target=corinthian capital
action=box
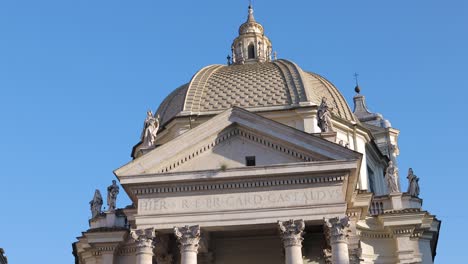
[131,228,156,249]
[278,219,305,247]
[174,225,201,253]
[324,217,349,243]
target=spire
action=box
[352,78,392,128]
[231,5,272,65]
[247,3,256,22]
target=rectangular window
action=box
[246,156,256,166]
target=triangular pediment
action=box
[114,107,361,177]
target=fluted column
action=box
[324,217,350,264]
[131,228,156,264]
[174,225,201,264]
[278,219,305,264]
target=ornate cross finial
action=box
[247,0,255,22]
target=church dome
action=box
[156,59,355,126]
[156,5,355,127]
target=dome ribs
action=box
[308,72,354,121]
[157,60,355,125]
[156,84,189,126]
[185,65,223,113]
[273,60,308,104]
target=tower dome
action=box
[231,5,272,64]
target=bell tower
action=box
[231,5,272,64]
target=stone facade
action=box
[73,5,440,264]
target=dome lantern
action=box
[231,5,272,65]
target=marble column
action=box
[174,225,201,264]
[278,219,305,264]
[324,217,350,264]
[131,228,156,264]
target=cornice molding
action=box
[133,174,344,196]
[357,230,392,239]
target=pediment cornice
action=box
[115,107,361,177]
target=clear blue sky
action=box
[0,0,466,263]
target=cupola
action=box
[231,5,272,64]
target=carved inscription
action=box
[139,186,342,215]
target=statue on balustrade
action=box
[385,161,400,193]
[407,168,420,197]
[107,180,119,212]
[317,97,334,132]
[89,189,103,218]
[141,110,160,148]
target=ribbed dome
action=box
[156,59,355,126]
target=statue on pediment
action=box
[107,180,119,212]
[317,97,334,132]
[407,168,420,197]
[141,110,160,148]
[89,189,103,218]
[385,161,400,193]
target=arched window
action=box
[248,43,255,59]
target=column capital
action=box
[324,216,350,244]
[174,225,201,253]
[278,219,305,247]
[131,228,156,250]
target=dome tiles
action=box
[156,59,356,126]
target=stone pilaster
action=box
[131,228,156,264]
[82,251,97,264]
[346,210,362,264]
[391,226,418,264]
[278,219,305,264]
[174,225,201,264]
[324,217,350,264]
[96,245,118,264]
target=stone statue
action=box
[89,189,103,218]
[317,97,334,132]
[141,110,160,148]
[407,168,420,197]
[385,161,400,193]
[107,180,119,212]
